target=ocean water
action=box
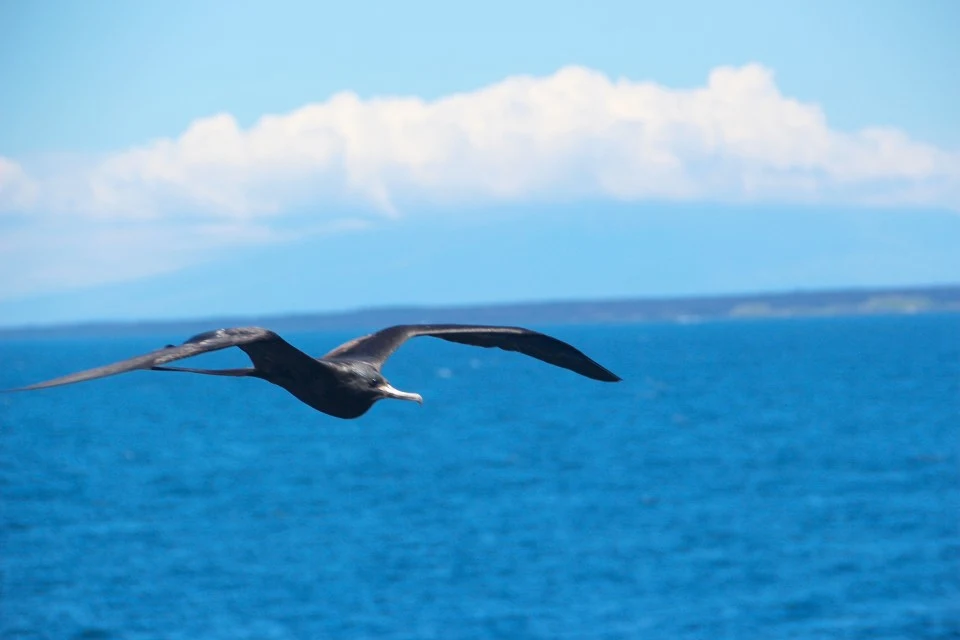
[0,315,957,639]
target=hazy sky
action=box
[1,0,958,325]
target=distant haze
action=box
[2,284,956,340]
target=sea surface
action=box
[1,315,957,639]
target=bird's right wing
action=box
[5,327,308,392]
[323,324,622,382]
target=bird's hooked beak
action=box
[379,382,423,405]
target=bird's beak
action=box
[379,383,423,405]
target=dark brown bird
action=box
[6,324,621,419]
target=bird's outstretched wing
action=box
[323,324,621,382]
[150,366,257,377]
[5,327,310,392]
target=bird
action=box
[6,324,621,419]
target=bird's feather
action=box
[323,324,621,382]
[5,327,305,392]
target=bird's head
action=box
[346,362,423,407]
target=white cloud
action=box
[1,63,958,301]
[0,157,39,212]
[7,63,960,220]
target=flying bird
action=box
[6,324,621,419]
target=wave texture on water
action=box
[1,315,958,639]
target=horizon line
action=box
[2,282,957,335]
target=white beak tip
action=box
[380,383,423,405]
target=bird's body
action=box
[6,324,621,419]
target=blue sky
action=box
[1,0,958,325]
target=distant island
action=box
[1,284,958,340]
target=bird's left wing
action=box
[5,327,287,392]
[323,324,621,382]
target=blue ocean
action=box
[1,315,957,639]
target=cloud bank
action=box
[1,63,958,299]
[4,63,958,221]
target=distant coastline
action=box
[1,284,958,340]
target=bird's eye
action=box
[368,377,381,388]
